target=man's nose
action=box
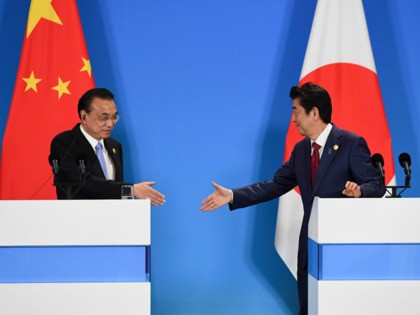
[105,120,114,127]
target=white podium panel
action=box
[308,276,420,315]
[308,198,420,315]
[0,283,150,315]
[0,200,150,245]
[0,200,151,315]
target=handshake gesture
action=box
[200,182,232,211]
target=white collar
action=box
[80,124,105,152]
[311,123,333,148]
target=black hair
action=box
[289,82,332,124]
[77,88,115,118]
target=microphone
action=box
[75,153,87,175]
[371,153,385,178]
[399,152,411,187]
[48,154,60,175]
[372,153,385,187]
[399,153,411,176]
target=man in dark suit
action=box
[200,82,385,315]
[50,88,165,205]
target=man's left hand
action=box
[342,181,362,198]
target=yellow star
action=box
[80,57,92,77]
[52,77,71,99]
[22,71,42,92]
[26,0,63,38]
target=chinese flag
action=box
[0,0,94,199]
[275,0,395,278]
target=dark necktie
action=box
[311,142,321,186]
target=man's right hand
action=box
[134,182,165,206]
[200,182,232,211]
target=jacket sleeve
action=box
[230,148,299,210]
[349,136,386,197]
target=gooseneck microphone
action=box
[384,151,412,198]
[371,153,385,188]
[48,154,60,175]
[371,153,385,177]
[399,153,411,176]
[71,153,88,194]
[75,153,87,175]
[399,152,411,187]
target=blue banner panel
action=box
[308,239,420,280]
[0,246,149,283]
[308,238,319,279]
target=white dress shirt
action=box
[311,123,333,158]
[80,125,115,180]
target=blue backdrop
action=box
[1,1,419,314]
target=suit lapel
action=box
[72,124,122,181]
[303,138,312,197]
[104,139,122,181]
[312,126,342,196]
[72,124,105,178]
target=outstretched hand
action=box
[134,181,165,206]
[201,181,232,211]
[342,181,362,198]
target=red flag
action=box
[0,0,94,199]
[275,0,395,278]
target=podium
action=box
[0,200,151,315]
[308,198,420,315]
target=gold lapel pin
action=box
[112,148,116,154]
[333,144,339,151]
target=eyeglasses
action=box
[96,114,121,124]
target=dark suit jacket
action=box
[50,124,130,199]
[230,125,385,269]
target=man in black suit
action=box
[201,83,385,315]
[50,88,165,205]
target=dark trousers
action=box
[297,265,308,315]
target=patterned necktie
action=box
[95,142,108,179]
[311,142,321,186]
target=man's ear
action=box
[312,107,320,119]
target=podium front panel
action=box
[308,198,420,315]
[0,200,151,315]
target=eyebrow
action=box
[99,111,118,116]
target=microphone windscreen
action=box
[398,152,411,167]
[48,153,60,166]
[372,153,384,166]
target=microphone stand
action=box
[53,173,74,200]
[53,172,86,200]
[70,172,86,198]
[385,175,411,198]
